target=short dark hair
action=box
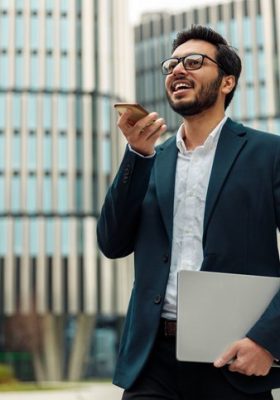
[172,25,242,110]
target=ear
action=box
[221,75,236,95]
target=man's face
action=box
[165,40,224,117]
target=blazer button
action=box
[162,254,169,263]
[154,295,162,304]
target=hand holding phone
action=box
[114,103,149,124]
[114,102,167,156]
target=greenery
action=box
[0,363,16,384]
[0,379,111,392]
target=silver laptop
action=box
[176,270,280,364]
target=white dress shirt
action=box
[161,116,228,320]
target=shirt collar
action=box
[176,116,228,155]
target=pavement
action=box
[0,383,280,399]
[0,382,123,400]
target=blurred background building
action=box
[135,0,280,134]
[0,0,134,382]
[0,0,280,385]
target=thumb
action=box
[214,343,238,368]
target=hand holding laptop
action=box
[214,337,274,376]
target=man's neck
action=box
[182,110,225,151]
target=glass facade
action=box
[135,0,280,135]
[0,0,134,384]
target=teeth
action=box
[174,82,192,91]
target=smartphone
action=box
[114,103,149,124]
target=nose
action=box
[172,60,186,75]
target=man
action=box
[97,25,280,399]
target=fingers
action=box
[117,110,167,156]
[214,343,238,368]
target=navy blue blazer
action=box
[97,118,280,393]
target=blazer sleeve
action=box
[96,146,155,259]
[246,140,280,359]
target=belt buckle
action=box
[164,320,176,337]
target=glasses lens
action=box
[183,54,203,70]
[162,58,179,75]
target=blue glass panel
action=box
[76,134,82,170]
[58,175,68,212]
[243,17,252,49]
[0,14,9,48]
[46,18,54,49]
[28,94,37,130]
[102,137,111,174]
[0,133,5,170]
[43,95,52,130]
[30,14,39,48]
[60,55,69,89]
[229,19,238,48]
[60,17,69,51]
[0,54,9,88]
[15,53,24,88]
[258,51,265,81]
[0,94,6,129]
[46,218,54,255]
[28,134,37,170]
[76,175,83,211]
[43,175,52,211]
[30,0,40,10]
[259,85,267,116]
[13,94,21,130]
[14,218,22,255]
[12,134,21,170]
[11,175,21,212]
[46,54,54,88]
[15,0,24,9]
[216,21,226,37]
[1,0,10,8]
[61,218,69,255]
[30,53,39,88]
[0,218,7,255]
[246,86,255,119]
[58,134,68,171]
[58,95,68,130]
[76,97,83,130]
[29,218,38,256]
[15,14,24,48]
[43,134,52,170]
[26,175,37,212]
[101,98,110,132]
[256,16,264,47]
[60,0,69,12]
[233,88,241,119]
[244,52,254,84]
[0,175,4,212]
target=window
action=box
[15,14,24,48]
[12,132,21,170]
[28,132,37,170]
[0,53,9,87]
[0,175,4,212]
[43,133,52,170]
[58,175,68,212]
[11,174,21,212]
[0,94,6,129]
[29,218,38,256]
[26,174,37,212]
[0,12,9,48]
[0,132,5,171]
[58,133,68,171]
[43,175,52,212]
[43,95,52,130]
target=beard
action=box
[166,74,223,117]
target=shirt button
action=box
[163,254,169,263]
[154,295,162,304]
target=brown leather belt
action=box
[159,318,177,337]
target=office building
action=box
[0,0,134,381]
[135,0,280,135]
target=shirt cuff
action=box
[128,144,156,158]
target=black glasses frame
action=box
[161,53,226,75]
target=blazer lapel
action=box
[155,137,178,242]
[203,119,248,243]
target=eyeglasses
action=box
[161,53,225,75]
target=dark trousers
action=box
[122,332,273,400]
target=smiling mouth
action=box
[172,81,194,93]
